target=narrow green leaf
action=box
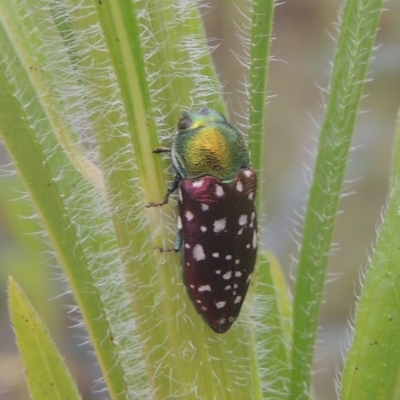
[136,0,225,126]
[91,0,163,196]
[249,0,274,214]
[8,277,82,400]
[0,34,129,399]
[289,0,384,398]
[254,252,291,399]
[341,110,400,400]
[0,0,103,190]
[268,252,293,346]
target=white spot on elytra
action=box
[244,169,252,177]
[190,285,195,289]
[201,203,209,211]
[193,244,205,261]
[185,243,190,249]
[234,284,238,289]
[200,226,207,232]
[177,216,182,229]
[192,179,204,188]
[196,299,201,304]
[178,189,183,202]
[247,273,253,283]
[215,185,224,197]
[239,214,248,226]
[229,317,235,322]
[248,192,254,201]
[237,228,244,235]
[246,243,251,249]
[225,255,232,260]
[253,231,258,249]
[215,301,226,309]
[234,296,242,304]
[198,285,211,292]
[222,271,232,280]
[213,218,226,233]
[250,211,255,226]
[215,270,221,274]
[236,180,243,192]
[235,271,242,277]
[218,318,227,325]
[235,259,240,265]
[185,211,194,221]
[201,306,207,311]
[224,285,232,291]
[212,252,219,258]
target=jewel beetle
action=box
[150,108,257,333]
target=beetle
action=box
[149,108,257,333]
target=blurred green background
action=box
[1,1,399,399]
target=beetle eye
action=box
[178,117,192,130]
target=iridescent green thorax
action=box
[171,109,250,181]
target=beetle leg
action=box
[153,147,171,154]
[174,229,183,252]
[146,177,179,207]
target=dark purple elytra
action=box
[177,167,257,333]
[149,108,258,333]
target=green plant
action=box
[1,0,398,399]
